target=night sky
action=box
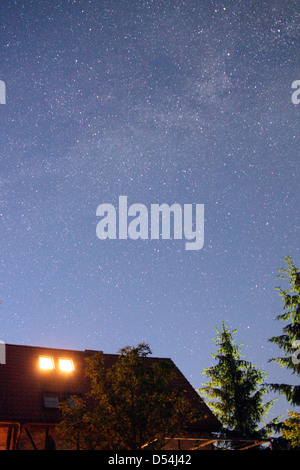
[1,1,299,425]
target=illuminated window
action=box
[58,358,74,372]
[39,356,55,370]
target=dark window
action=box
[43,393,60,409]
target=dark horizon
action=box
[0,0,299,427]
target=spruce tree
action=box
[281,411,300,448]
[268,256,300,405]
[200,323,275,440]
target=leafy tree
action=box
[268,256,300,405]
[57,343,202,450]
[281,411,300,448]
[57,395,102,450]
[200,323,275,443]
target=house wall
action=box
[0,424,215,450]
[17,426,76,450]
[0,424,77,450]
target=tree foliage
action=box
[57,343,202,450]
[200,323,275,441]
[281,411,300,448]
[268,256,300,405]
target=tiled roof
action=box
[0,344,221,432]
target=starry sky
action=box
[0,0,299,424]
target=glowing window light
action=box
[39,356,54,370]
[58,358,75,372]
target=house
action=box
[0,343,225,450]
[0,343,269,450]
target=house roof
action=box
[0,343,221,433]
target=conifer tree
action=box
[200,323,275,440]
[268,256,300,405]
[281,411,300,448]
